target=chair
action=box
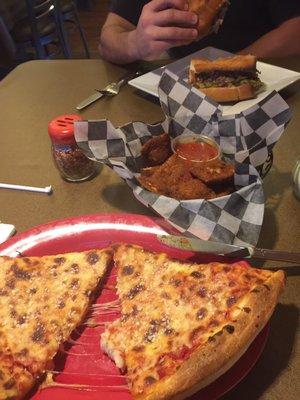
[0,16,17,79]
[55,0,90,58]
[0,16,17,67]
[10,0,70,59]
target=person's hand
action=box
[130,0,200,61]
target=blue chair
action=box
[10,0,90,60]
[56,0,90,58]
[11,0,70,59]
[0,16,17,67]
[0,16,17,79]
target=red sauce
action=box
[175,141,218,162]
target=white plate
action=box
[129,47,300,116]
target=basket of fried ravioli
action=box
[74,69,291,247]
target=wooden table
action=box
[0,58,299,399]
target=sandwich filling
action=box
[195,69,263,91]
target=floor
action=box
[68,0,110,59]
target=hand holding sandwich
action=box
[130,0,202,61]
[100,0,215,64]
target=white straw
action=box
[0,183,52,194]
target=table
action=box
[0,58,299,399]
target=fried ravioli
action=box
[138,138,235,200]
[141,133,173,167]
[190,159,234,185]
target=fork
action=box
[76,70,141,110]
[96,71,140,96]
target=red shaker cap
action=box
[48,114,82,145]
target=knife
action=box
[157,234,300,264]
[76,70,141,111]
[76,91,104,111]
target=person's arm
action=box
[99,0,200,64]
[238,16,300,59]
[99,13,147,64]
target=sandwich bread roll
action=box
[188,55,263,102]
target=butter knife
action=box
[76,91,104,111]
[76,70,141,111]
[157,234,300,264]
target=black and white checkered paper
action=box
[75,69,291,246]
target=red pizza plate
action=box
[0,213,269,400]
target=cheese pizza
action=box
[0,248,112,399]
[102,244,285,400]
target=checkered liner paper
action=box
[75,69,291,246]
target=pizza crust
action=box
[136,270,285,400]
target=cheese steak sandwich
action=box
[102,244,285,400]
[0,248,112,399]
[189,54,264,102]
[188,0,229,36]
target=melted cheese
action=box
[0,249,111,397]
[101,245,273,395]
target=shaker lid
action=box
[48,114,82,144]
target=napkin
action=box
[0,223,16,244]
[74,69,292,246]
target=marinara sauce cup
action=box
[171,134,221,163]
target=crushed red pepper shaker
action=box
[48,115,97,182]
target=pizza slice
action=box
[0,248,112,399]
[101,244,285,400]
[0,348,34,400]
